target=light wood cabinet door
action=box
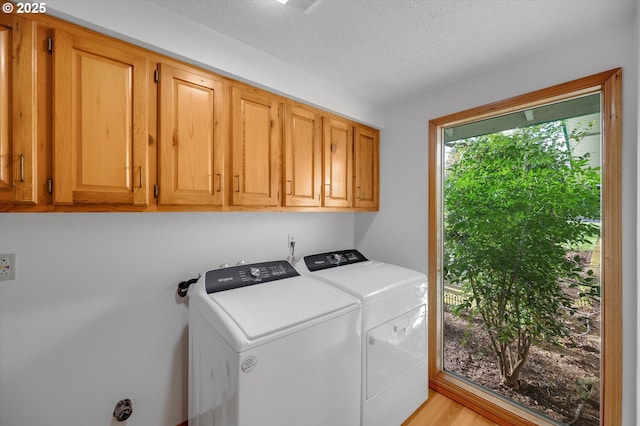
[52,29,148,205]
[231,86,281,207]
[0,16,41,205]
[158,63,226,206]
[283,103,321,207]
[354,124,379,209]
[0,20,12,202]
[323,116,353,208]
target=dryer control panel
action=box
[304,249,369,272]
[205,260,299,294]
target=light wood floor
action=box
[403,389,499,426]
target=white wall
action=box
[0,212,355,425]
[43,0,384,128]
[637,3,640,423]
[356,16,638,426]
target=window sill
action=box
[430,372,556,426]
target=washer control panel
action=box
[205,260,299,294]
[304,249,368,272]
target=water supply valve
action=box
[113,398,133,422]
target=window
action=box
[427,69,622,426]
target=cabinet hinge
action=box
[154,183,159,198]
[47,178,53,194]
[47,37,53,54]
[154,69,159,84]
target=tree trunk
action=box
[500,337,532,390]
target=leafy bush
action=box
[444,121,600,388]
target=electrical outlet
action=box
[287,235,296,264]
[0,253,15,281]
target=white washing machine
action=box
[188,259,361,426]
[298,250,428,426]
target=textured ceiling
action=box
[150,0,636,106]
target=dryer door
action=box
[366,304,427,398]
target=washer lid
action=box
[211,275,358,341]
[307,261,426,300]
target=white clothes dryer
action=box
[298,250,428,426]
[188,259,361,426]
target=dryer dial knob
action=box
[249,267,261,278]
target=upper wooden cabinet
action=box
[2,13,379,212]
[0,16,46,205]
[283,103,322,207]
[52,28,149,205]
[354,124,379,210]
[323,116,353,208]
[231,85,281,207]
[157,63,226,206]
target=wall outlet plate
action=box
[0,253,15,281]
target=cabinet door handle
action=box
[234,175,240,192]
[325,183,330,197]
[19,155,25,182]
[139,166,143,188]
[356,186,361,199]
[286,180,292,195]
[215,174,222,192]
